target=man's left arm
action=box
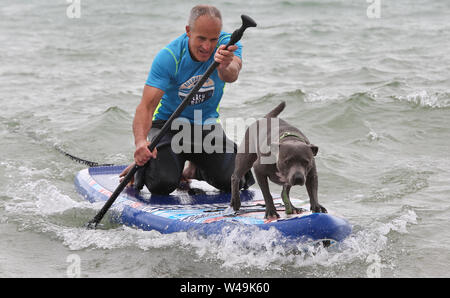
[215,44,242,83]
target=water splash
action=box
[394,90,450,108]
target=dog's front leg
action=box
[254,169,279,219]
[230,152,257,211]
[306,163,327,213]
[230,173,242,211]
[281,185,302,215]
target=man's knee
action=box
[146,178,179,195]
[135,145,183,195]
[144,163,180,195]
[212,175,232,192]
[208,170,254,192]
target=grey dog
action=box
[230,102,327,219]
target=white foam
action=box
[304,91,341,103]
[182,209,419,272]
[397,90,450,108]
[376,210,418,235]
[364,121,381,141]
[4,179,92,216]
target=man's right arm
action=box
[132,85,165,166]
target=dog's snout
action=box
[291,172,305,186]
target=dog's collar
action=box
[279,132,307,143]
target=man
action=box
[120,5,254,195]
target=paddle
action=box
[86,15,257,229]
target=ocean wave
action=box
[392,90,450,109]
[375,210,418,236]
[252,87,450,115]
[357,166,433,203]
[251,88,380,106]
[100,105,130,118]
[247,88,307,103]
[59,105,132,144]
[0,160,93,218]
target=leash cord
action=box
[55,146,114,167]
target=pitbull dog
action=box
[230,102,327,219]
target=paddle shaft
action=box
[87,15,257,228]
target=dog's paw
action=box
[265,208,280,220]
[293,207,305,214]
[284,204,306,215]
[311,204,327,213]
[230,197,241,211]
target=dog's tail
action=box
[264,101,286,118]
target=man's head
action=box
[186,5,222,62]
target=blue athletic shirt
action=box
[145,32,242,124]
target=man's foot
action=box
[178,162,197,190]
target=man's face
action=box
[186,15,222,62]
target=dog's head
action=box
[274,141,318,186]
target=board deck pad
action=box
[75,165,352,242]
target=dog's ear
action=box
[309,144,319,156]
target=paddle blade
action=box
[86,221,98,230]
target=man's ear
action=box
[309,144,319,156]
[185,25,191,37]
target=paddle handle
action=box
[87,15,257,229]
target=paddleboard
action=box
[75,165,351,243]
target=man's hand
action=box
[132,85,164,165]
[134,140,157,166]
[214,45,242,82]
[214,44,237,70]
[119,142,157,186]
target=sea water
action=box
[0,0,449,277]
